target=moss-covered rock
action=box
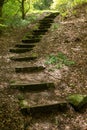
[67,94,87,110]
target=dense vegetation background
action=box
[0,0,87,29]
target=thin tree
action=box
[0,0,5,17]
[18,0,31,19]
[21,0,25,19]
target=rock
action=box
[67,94,87,110]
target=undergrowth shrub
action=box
[3,14,38,27]
[51,23,60,31]
[0,17,7,34]
[45,52,75,69]
[51,0,87,16]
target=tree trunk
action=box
[0,6,2,17]
[0,0,4,17]
[21,0,25,19]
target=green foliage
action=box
[51,0,87,12]
[2,0,41,27]
[51,23,60,31]
[1,0,87,27]
[67,94,87,108]
[17,94,24,100]
[20,100,29,109]
[3,0,20,17]
[33,0,53,10]
[0,23,6,27]
[3,13,38,27]
[45,52,75,69]
[0,23,7,33]
[50,0,87,20]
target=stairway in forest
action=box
[9,12,68,119]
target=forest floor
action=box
[0,3,87,130]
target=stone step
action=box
[22,38,40,43]
[20,100,67,114]
[10,56,37,61]
[10,82,55,92]
[9,48,32,53]
[15,44,36,48]
[15,66,45,73]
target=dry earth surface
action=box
[0,3,87,130]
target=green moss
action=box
[31,53,38,57]
[67,94,87,109]
[17,94,25,100]
[20,100,29,109]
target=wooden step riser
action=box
[38,26,51,29]
[45,15,58,17]
[9,48,32,53]
[10,83,55,92]
[32,32,46,35]
[32,30,47,35]
[39,23,52,27]
[21,102,68,115]
[26,35,42,39]
[33,29,48,32]
[15,66,45,73]
[10,57,37,61]
[39,21,53,24]
[39,20,53,23]
[43,18,54,20]
[22,39,40,43]
[36,28,48,31]
[46,13,59,18]
[24,35,42,39]
[46,16,57,18]
[15,44,35,48]
[26,34,43,38]
[23,37,42,40]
